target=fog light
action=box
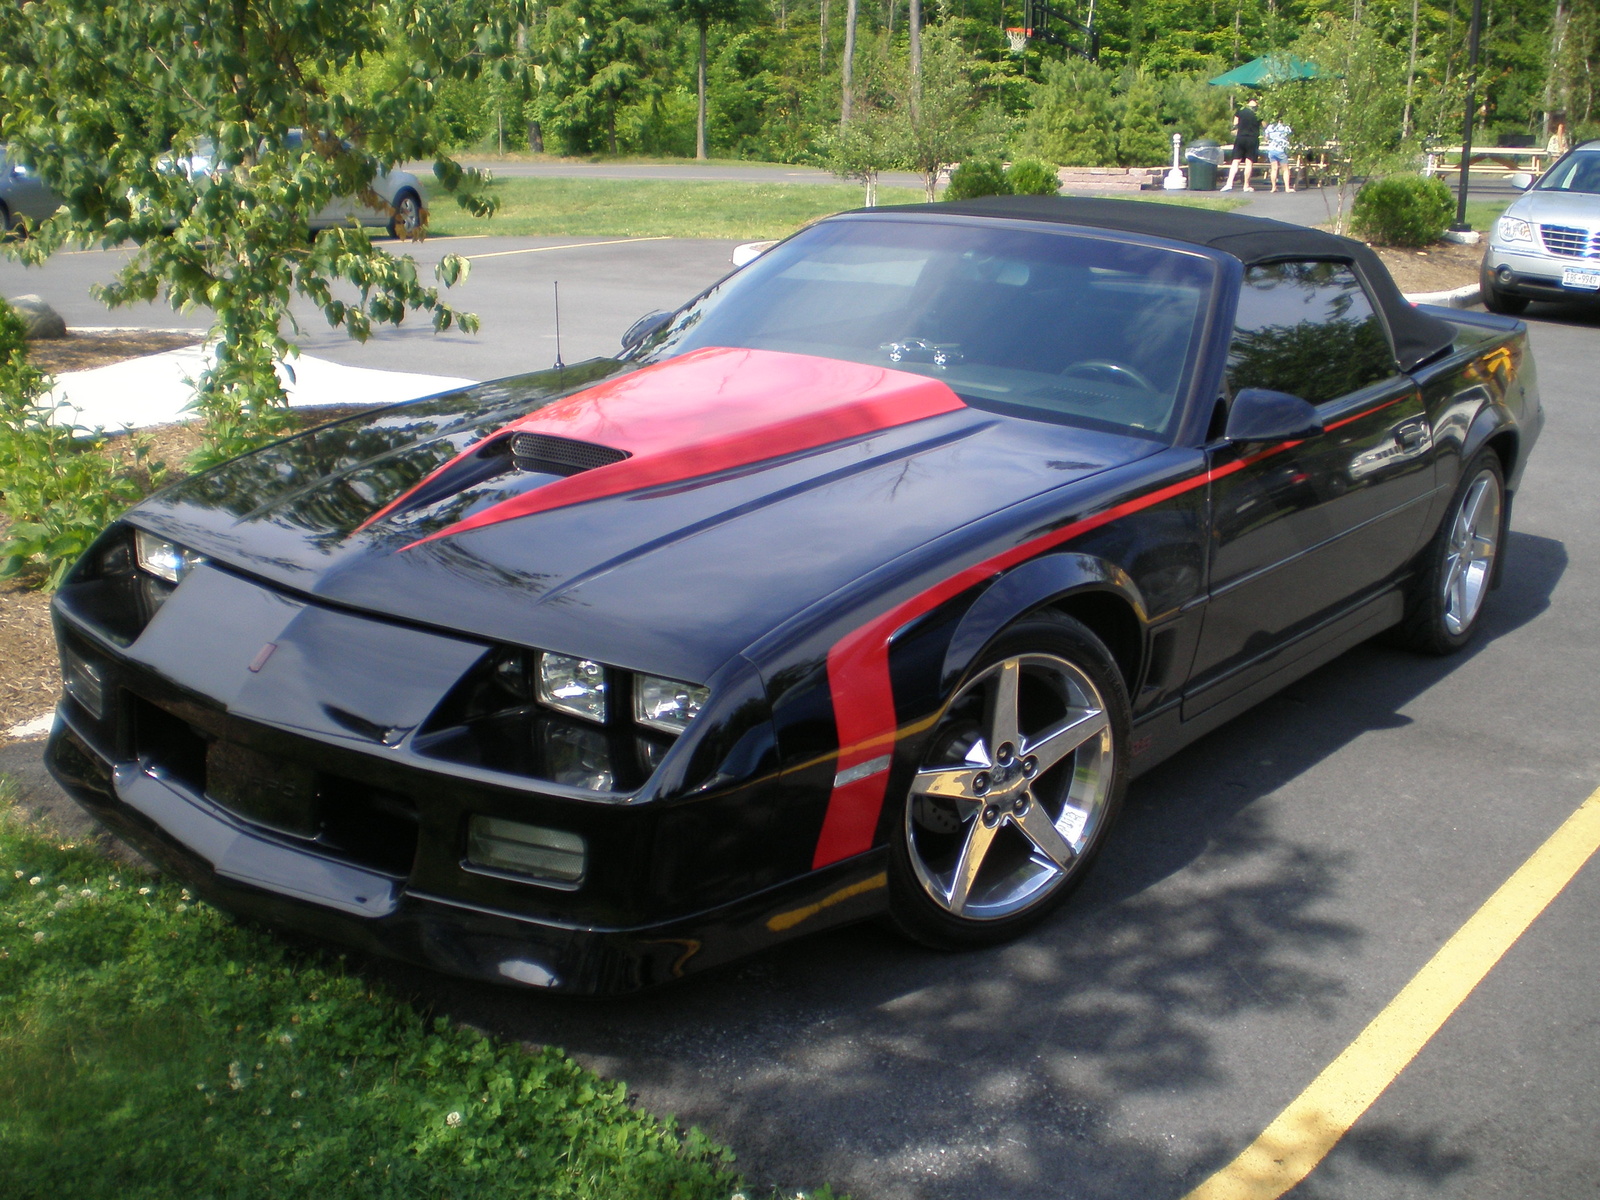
[63,650,107,720]
[1497,265,1515,283]
[536,652,608,722]
[134,529,206,585]
[466,815,586,886]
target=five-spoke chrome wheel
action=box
[892,614,1127,945]
[1441,468,1501,637]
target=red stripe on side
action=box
[809,413,1375,868]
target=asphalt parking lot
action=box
[3,222,1599,1199]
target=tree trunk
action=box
[1402,0,1419,138]
[697,20,709,159]
[820,0,830,68]
[1543,0,1571,139]
[909,0,922,117]
[841,0,859,125]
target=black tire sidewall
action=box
[1402,449,1506,655]
[886,610,1131,950]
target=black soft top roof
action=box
[869,195,1457,372]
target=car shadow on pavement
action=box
[350,531,1565,1200]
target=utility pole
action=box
[1451,0,1485,232]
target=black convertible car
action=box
[47,198,1541,993]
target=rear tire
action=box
[1398,449,1505,655]
[887,611,1129,949]
[388,189,423,240]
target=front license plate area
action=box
[207,741,321,837]
[1560,265,1600,290]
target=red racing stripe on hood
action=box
[398,347,966,547]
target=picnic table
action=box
[1423,146,1551,181]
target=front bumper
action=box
[1482,241,1600,303]
[47,708,888,994]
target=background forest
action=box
[411,0,1600,168]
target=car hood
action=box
[1508,187,1600,227]
[132,348,1159,682]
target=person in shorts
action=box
[1264,114,1294,192]
[1221,96,1261,191]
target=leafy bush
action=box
[0,792,748,1199]
[944,159,1012,200]
[0,300,163,588]
[1351,174,1457,246]
[1005,159,1061,195]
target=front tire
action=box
[887,612,1129,949]
[1399,449,1505,655]
[1480,259,1529,315]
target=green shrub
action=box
[0,300,165,588]
[944,159,1012,200]
[1351,175,1456,247]
[1005,159,1061,195]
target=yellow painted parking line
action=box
[1184,784,1600,1200]
[463,236,670,261]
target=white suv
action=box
[1480,139,1600,313]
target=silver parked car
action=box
[1481,138,1600,313]
[177,130,428,239]
[0,145,62,235]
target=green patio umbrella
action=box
[1208,54,1324,88]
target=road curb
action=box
[1404,282,1482,308]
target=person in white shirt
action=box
[1264,116,1294,193]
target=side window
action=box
[1227,261,1398,404]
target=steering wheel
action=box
[1060,359,1157,393]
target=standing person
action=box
[1264,112,1294,193]
[1547,115,1571,159]
[1221,96,1261,192]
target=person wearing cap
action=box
[1221,96,1261,192]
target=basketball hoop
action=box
[1005,26,1031,54]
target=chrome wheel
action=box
[905,650,1116,922]
[389,191,423,240]
[1441,468,1501,637]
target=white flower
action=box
[80,888,93,897]
[138,887,151,896]
[28,877,40,886]
[291,1089,303,1099]
[278,1033,293,1045]
[12,870,21,878]
[291,1119,302,1130]
[175,903,188,912]
[33,932,44,943]
[445,1111,463,1127]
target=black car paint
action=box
[46,216,1541,992]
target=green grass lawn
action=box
[0,782,797,1200]
[426,177,925,240]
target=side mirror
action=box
[620,310,672,352]
[1508,171,1534,190]
[1225,388,1323,444]
[731,240,775,267]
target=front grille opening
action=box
[131,694,209,793]
[318,781,420,877]
[511,432,630,476]
[1538,224,1596,258]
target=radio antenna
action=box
[552,281,565,371]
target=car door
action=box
[2,149,56,223]
[1184,259,1437,715]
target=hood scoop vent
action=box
[511,433,631,476]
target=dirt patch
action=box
[1369,240,1483,295]
[27,328,204,375]
[0,579,57,740]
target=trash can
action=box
[1186,139,1223,190]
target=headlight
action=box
[536,652,609,722]
[133,529,206,584]
[634,674,710,734]
[1496,216,1534,244]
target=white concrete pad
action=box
[44,344,476,432]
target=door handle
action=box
[1396,419,1430,450]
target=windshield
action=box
[633,216,1217,440]
[1536,150,1600,193]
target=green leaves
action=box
[0,1,514,466]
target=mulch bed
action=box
[1369,240,1482,295]
[26,328,204,375]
